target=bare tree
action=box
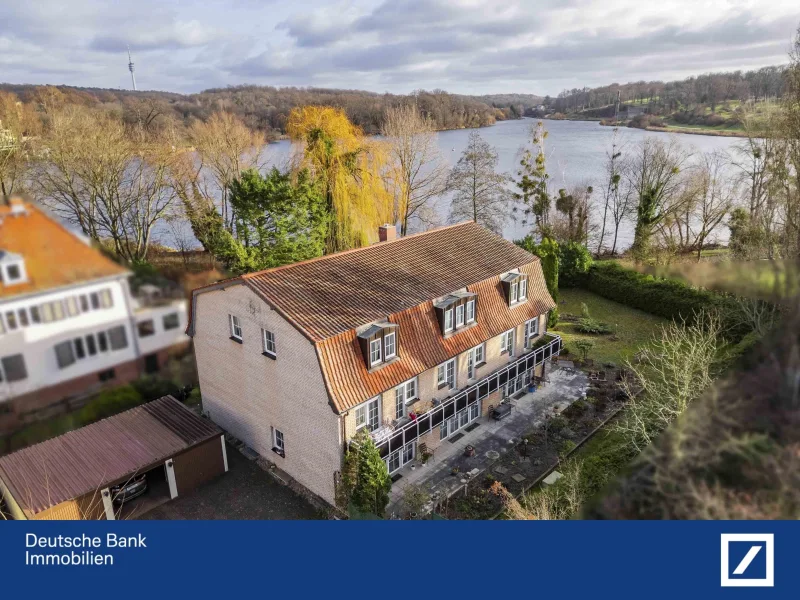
[33,105,178,262]
[382,104,448,234]
[617,312,722,453]
[187,111,264,231]
[609,160,637,255]
[596,129,625,254]
[0,91,39,199]
[689,151,736,259]
[447,131,511,233]
[628,137,692,260]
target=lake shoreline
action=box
[542,116,746,139]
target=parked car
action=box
[111,473,148,504]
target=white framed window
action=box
[444,308,454,333]
[262,329,276,356]
[356,397,381,432]
[510,281,519,304]
[394,378,417,418]
[467,343,485,380]
[519,277,528,300]
[466,299,476,323]
[437,358,456,390]
[525,317,539,348]
[384,332,396,359]
[229,314,242,341]
[369,338,382,366]
[501,329,515,356]
[2,260,26,285]
[474,343,485,364]
[273,428,285,455]
[456,304,465,327]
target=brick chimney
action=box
[379,223,398,243]
[8,195,27,216]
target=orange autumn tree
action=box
[287,106,392,252]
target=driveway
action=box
[142,445,321,520]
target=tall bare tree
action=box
[690,151,736,259]
[596,129,625,254]
[629,137,691,259]
[447,132,511,233]
[33,105,178,262]
[187,111,264,231]
[0,91,39,199]
[382,104,448,234]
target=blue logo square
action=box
[728,541,767,580]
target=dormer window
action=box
[502,272,529,306]
[434,291,478,337]
[0,251,27,286]
[369,339,382,366]
[358,322,399,370]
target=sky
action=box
[0,0,798,96]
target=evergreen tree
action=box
[223,167,329,273]
[348,431,392,518]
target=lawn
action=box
[551,288,668,366]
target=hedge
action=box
[583,261,750,341]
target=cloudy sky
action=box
[1,0,797,96]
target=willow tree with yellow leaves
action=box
[287,106,393,252]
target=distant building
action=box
[0,198,189,432]
[625,105,647,118]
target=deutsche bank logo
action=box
[720,534,774,587]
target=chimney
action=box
[9,195,27,216]
[379,223,398,243]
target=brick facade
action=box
[193,284,342,506]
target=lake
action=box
[166,118,742,252]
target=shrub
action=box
[559,242,592,288]
[559,440,577,457]
[574,339,595,361]
[77,385,144,424]
[564,399,589,419]
[576,318,612,335]
[584,261,750,341]
[548,415,568,433]
[131,376,180,401]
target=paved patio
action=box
[387,363,588,517]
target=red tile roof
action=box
[242,221,537,341]
[0,202,127,299]
[316,261,555,412]
[190,222,556,414]
[0,396,221,516]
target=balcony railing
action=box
[371,333,562,459]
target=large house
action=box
[188,222,559,507]
[0,197,189,431]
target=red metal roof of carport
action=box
[0,395,221,516]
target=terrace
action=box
[386,356,589,517]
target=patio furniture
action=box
[492,403,512,421]
[418,442,434,462]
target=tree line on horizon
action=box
[544,63,787,116]
[0,82,532,140]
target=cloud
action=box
[0,0,797,94]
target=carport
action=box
[0,395,228,520]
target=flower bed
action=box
[437,374,629,520]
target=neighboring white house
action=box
[0,197,189,432]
